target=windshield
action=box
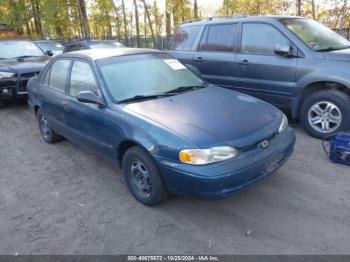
[0,41,44,59]
[97,53,205,103]
[35,41,64,52]
[281,18,350,51]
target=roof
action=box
[181,15,306,27]
[58,48,163,60]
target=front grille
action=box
[17,72,39,93]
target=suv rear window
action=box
[170,25,201,51]
[198,23,236,52]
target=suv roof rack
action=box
[184,14,247,24]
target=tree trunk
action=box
[31,0,43,37]
[133,0,140,47]
[296,0,302,16]
[110,0,121,40]
[311,0,316,19]
[194,0,198,19]
[141,0,156,48]
[165,0,171,35]
[77,0,90,39]
[121,0,128,41]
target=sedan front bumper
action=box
[155,128,296,198]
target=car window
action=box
[43,66,51,85]
[69,61,99,97]
[241,23,289,55]
[198,23,236,52]
[170,25,201,51]
[48,60,71,92]
[0,40,44,59]
[98,53,205,103]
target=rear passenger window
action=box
[198,24,236,52]
[69,61,99,97]
[48,60,71,92]
[241,23,289,55]
[170,25,201,51]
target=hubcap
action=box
[308,101,342,134]
[130,159,151,198]
[40,115,51,139]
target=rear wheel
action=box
[37,109,63,143]
[300,90,350,138]
[122,146,168,206]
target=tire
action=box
[0,100,9,108]
[37,109,63,144]
[122,146,168,206]
[299,89,350,139]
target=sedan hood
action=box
[125,86,282,148]
[0,56,49,74]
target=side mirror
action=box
[274,44,293,57]
[45,50,54,57]
[76,91,105,106]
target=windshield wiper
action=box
[117,94,173,103]
[164,85,207,94]
[14,55,41,60]
[316,46,350,52]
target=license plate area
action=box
[264,153,284,173]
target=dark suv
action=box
[168,16,350,138]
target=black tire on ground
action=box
[37,109,63,144]
[122,146,168,206]
[0,100,9,108]
[299,89,350,139]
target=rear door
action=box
[168,24,202,70]
[64,59,112,157]
[39,59,71,136]
[234,23,297,107]
[192,23,238,87]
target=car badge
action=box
[259,139,269,149]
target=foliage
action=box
[0,0,350,41]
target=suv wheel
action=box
[122,146,168,206]
[300,90,350,138]
[37,109,63,143]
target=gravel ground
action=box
[0,102,349,255]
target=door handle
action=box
[238,59,249,65]
[62,101,71,112]
[194,56,204,63]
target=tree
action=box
[77,0,90,39]
[121,0,128,40]
[141,0,155,47]
[194,0,198,19]
[133,0,140,47]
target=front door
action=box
[64,60,112,157]
[235,23,297,108]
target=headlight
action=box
[179,146,239,165]
[278,114,288,133]
[0,72,15,79]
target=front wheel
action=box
[300,90,350,138]
[122,146,168,206]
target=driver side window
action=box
[241,23,289,55]
[69,61,100,97]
